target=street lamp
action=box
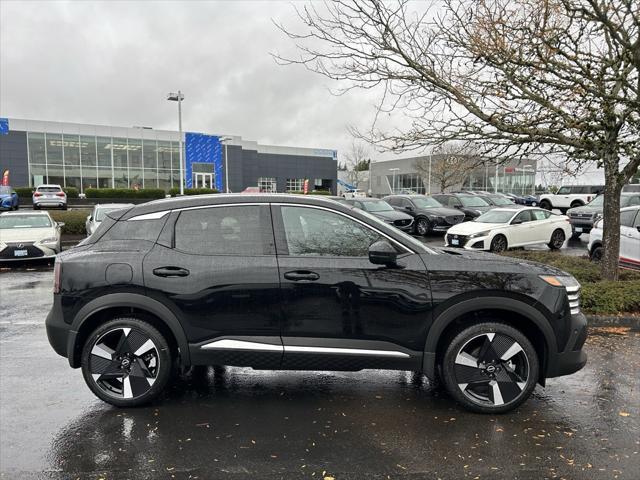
[167,91,185,195]
[218,136,233,193]
[388,168,399,193]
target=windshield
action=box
[459,196,490,207]
[95,207,126,222]
[362,200,394,213]
[487,196,513,206]
[355,208,430,253]
[0,215,52,229]
[411,197,443,208]
[0,186,12,195]
[474,210,516,224]
[587,195,604,207]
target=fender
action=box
[70,292,190,367]
[422,297,558,379]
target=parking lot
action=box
[1,255,638,479]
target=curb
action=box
[587,314,640,328]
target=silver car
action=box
[32,184,67,210]
[567,192,640,239]
[85,203,134,236]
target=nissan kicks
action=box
[46,194,587,413]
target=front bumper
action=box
[569,219,594,233]
[546,312,588,378]
[0,244,58,261]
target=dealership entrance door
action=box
[193,172,214,189]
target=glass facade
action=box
[386,173,425,194]
[258,177,277,193]
[26,132,183,192]
[286,178,305,192]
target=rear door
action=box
[143,204,283,367]
[273,204,431,371]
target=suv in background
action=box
[431,193,493,221]
[588,205,640,270]
[344,197,414,232]
[383,194,463,235]
[32,184,67,210]
[46,194,587,413]
[539,185,603,212]
[567,193,640,239]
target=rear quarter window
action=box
[98,217,168,243]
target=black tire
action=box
[490,234,508,253]
[33,205,39,210]
[590,245,603,263]
[441,322,539,414]
[539,200,552,210]
[570,231,582,240]
[415,217,431,236]
[61,204,68,211]
[570,201,583,209]
[81,317,172,407]
[548,229,565,250]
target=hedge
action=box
[14,186,79,198]
[500,251,640,315]
[84,188,166,199]
[169,187,219,196]
[49,210,88,235]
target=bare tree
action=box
[344,142,370,188]
[275,0,640,280]
[414,143,479,193]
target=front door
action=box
[193,172,214,189]
[143,204,283,367]
[272,204,432,371]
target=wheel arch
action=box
[69,293,190,368]
[422,297,557,384]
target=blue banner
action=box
[185,133,223,190]
[0,118,8,135]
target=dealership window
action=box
[46,134,63,165]
[28,132,46,164]
[128,138,142,169]
[143,139,157,169]
[47,164,65,186]
[80,135,97,168]
[286,178,305,192]
[111,138,128,169]
[63,135,80,167]
[258,177,277,193]
[171,141,181,170]
[158,170,171,191]
[65,166,82,190]
[143,168,158,188]
[97,168,112,188]
[30,164,46,187]
[97,137,112,168]
[129,168,143,189]
[157,141,172,169]
[114,168,128,188]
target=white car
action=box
[32,184,68,210]
[588,205,640,270]
[86,203,133,236]
[538,185,603,212]
[0,211,63,261]
[342,189,367,199]
[444,207,572,252]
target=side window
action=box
[174,206,272,255]
[513,210,532,223]
[99,217,167,243]
[280,206,382,257]
[386,197,398,207]
[353,201,363,210]
[401,199,413,209]
[557,186,571,195]
[531,209,549,221]
[627,196,640,207]
[450,197,462,207]
[620,210,636,228]
[633,211,640,228]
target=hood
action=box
[447,221,503,235]
[567,205,602,215]
[372,210,412,221]
[416,206,462,217]
[0,227,57,244]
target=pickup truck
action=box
[538,185,604,213]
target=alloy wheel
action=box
[416,218,430,236]
[453,333,530,408]
[550,230,565,249]
[491,235,507,252]
[88,327,160,400]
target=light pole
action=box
[167,91,185,195]
[389,168,399,194]
[428,154,432,195]
[218,136,233,193]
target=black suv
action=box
[432,193,494,221]
[46,194,587,413]
[383,194,464,235]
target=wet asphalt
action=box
[1,234,638,479]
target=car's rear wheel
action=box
[539,200,552,210]
[415,217,431,236]
[590,245,603,262]
[441,322,539,414]
[490,235,508,252]
[81,318,172,407]
[548,229,565,250]
[570,231,582,240]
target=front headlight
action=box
[468,230,490,239]
[539,275,581,314]
[39,236,59,246]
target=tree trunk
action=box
[600,164,624,281]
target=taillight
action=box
[33,192,42,197]
[56,192,65,197]
[53,261,61,294]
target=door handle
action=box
[284,270,320,281]
[153,266,190,277]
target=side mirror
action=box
[368,240,398,267]
[57,222,65,228]
[636,226,640,233]
[88,216,93,221]
[511,218,523,225]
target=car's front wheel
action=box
[415,217,431,236]
[539,200,552,210]
[441,322,539,414]
[548,229,565,250]
[81,318,172,407]
[490,234,508,252]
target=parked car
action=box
[622,184,640,193]
[383,194,464,235]
[0,185,19,210]
[32,184,67,210]
[46,194,587,413]
[518,195,540,206]
[588,205,640,270]
[0,211,63,261]
[538,185,604,212]
[327,196,351,206]
[476,194,519,208]
[431,193,493,221]
[567,193,640,239]
[344,198,414,232]
[86,203,134,236]
[444,207,571,252]
[342,189,367,199]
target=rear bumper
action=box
[45,295,78,367]
[547,312,588,378]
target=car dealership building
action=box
[0,118,337,194]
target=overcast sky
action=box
[0,0,388,161]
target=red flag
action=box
[1,170,8,186]
[303,179,309,194]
